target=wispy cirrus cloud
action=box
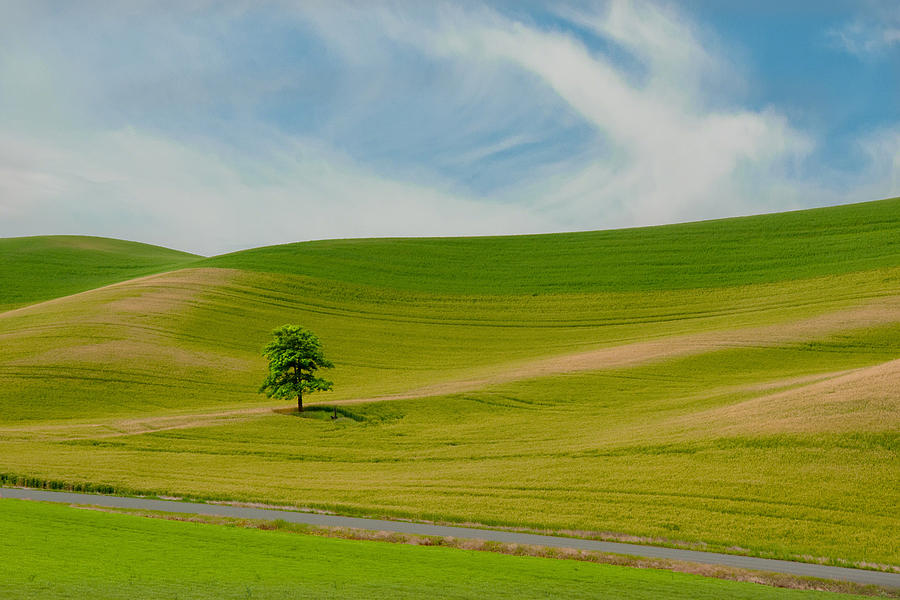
[298,1,821,225]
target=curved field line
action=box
[4,296,897,440]
[332,296,900,405]
[0,268,241,320]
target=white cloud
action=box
[337,0,818,226]
[555,0,741,106]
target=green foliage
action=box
[0,500,870,600]
[259,325,334,409]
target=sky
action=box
[1,1,898,255]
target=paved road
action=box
[3,487,898,589]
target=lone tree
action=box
[259,325,334,412]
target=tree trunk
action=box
[297,392,303,413]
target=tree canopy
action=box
[259,325,334,412]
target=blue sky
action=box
[1,1,897,255]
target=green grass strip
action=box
[0,499,875,599]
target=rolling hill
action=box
[0,235,199,311]
[200,197,900,294]
[1,198,898,570]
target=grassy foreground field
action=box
[1,198,898,571]
[0,499,875,599]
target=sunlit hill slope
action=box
[1,197,898,568]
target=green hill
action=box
[0,235,200,311]
[1,198,898,569]
[201,197,900,294]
